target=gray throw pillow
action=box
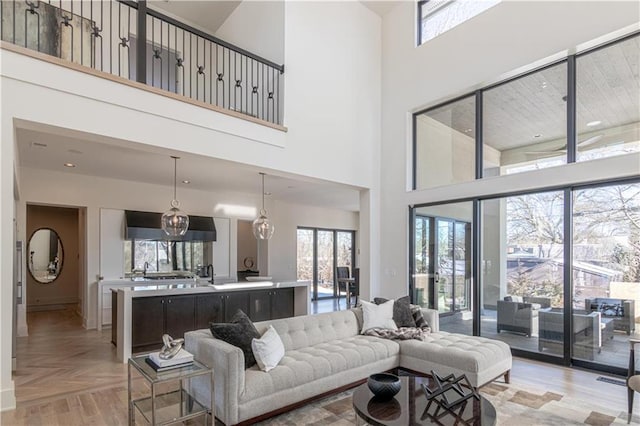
[209,310,260,369]
[373,296,416,328]
[410,305,429,329]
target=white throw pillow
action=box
[361,299,398,333]
[251,325,285,372]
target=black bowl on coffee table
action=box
[367,373,401,400]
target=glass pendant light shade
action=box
[252,211,275,240]
[252,173,275,240]
[162,156,189,237]
[162,200,189,237]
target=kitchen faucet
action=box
[206,264,214,284]
[143,261,150,276]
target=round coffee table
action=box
[352,375,496,425]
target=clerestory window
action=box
[418,0,501,45]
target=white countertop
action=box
[116,280,310,298]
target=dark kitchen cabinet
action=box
[195,294,225,329]
[272,288,294,320]
[132,296,166,350]
[223,292,249,321]
[131,295,195,352]
[249,288,294,322]
[128,288,294,352]
[165,295,196,339]
[249,290,272,322]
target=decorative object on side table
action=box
[367,373,401,400]
[145,334,194,371]
[159,334,184,359]
[422,370,480,424]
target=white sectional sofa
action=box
[184,308,512,426]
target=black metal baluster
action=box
[195,35,199,99]
[157,18,162,89]
[24,1,40,52]
[150,16,154,86]
[127,5,131,80]
[227,48,231,110]
[189,32,192,98]
[181,27,185,95]
[117,2,121,76]
[267,67,275,123]
[209,41,212,104]
[109,0,112,74]
[166,21,170,91]
[79,0,82,64]
[12,0,16,44]
[277,67,280,124]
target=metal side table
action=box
[128,355,214,425]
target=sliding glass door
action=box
[411,203,473,334]
[297,227,355,300]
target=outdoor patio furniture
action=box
[497,296,540,337]
[585,297,635,335]
[538,308,604,361]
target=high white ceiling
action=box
[149,1,242,35]
[16,128,361,212]
[361,1,402,17]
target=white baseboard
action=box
[0,386,16,412]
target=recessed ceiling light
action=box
[64,162,76,168]
[182,180,191,184]
[464,128,473,133]
[541,81,548,88]
[586,120,602,127]
[533,134,542,138]
[264,192,272,196]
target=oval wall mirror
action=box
[28,228,64,284]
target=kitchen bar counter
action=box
[115,280,310,362]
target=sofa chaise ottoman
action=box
[184,307,512,425]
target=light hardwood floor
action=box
[2,306,637,425]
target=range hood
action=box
[124,210,216,242]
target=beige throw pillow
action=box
[251,325,285,372]
[361,300,397,333]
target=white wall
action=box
[268,199,360,282]
[380,1,640,299]
[0,0,382,410]
[215,1,285,65]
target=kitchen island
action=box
[115,280,310,362]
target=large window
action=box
[410,31,639,376]
[480,191,564,357]
[483,62,567,177]
[413,32,639,189]
[576,36,640,161]
[572,183,640,368]
[418,0,500,45]
[414,95,476,190]
[297,227,356,300]
[124,240,208,274]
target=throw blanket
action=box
[363,326,430,341]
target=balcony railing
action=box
[0,0,284,125]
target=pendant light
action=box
[161,156,189,237]
[252,172,275,240]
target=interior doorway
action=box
[26,204,84,314]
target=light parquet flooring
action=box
[10,308,127,407]
[2,305,637,425]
